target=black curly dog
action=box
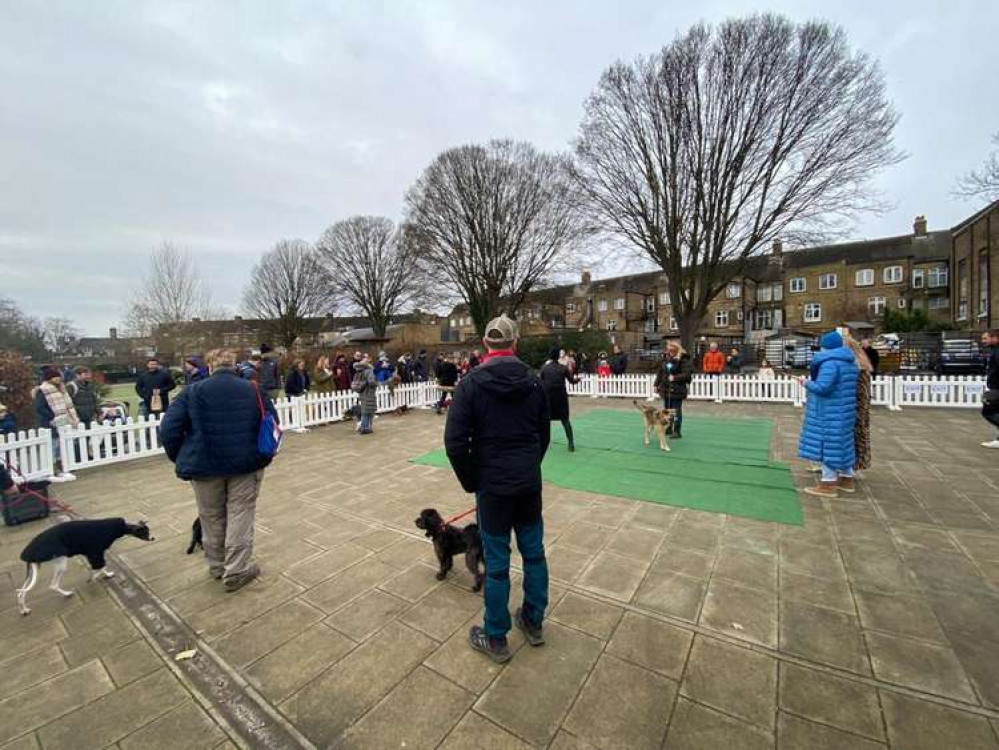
[415,508,484,592]
[186,517,203,554]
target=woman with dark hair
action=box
[284,359,310,397]
[540,347,579,452]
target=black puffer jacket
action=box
[445,356,550,496]
[654,353,693,403]
[159,369,277,479]
[540,360,577,422]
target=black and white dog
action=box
[16,518,154,615]
[415,508,484,591]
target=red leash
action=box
[2,462,78,517]
[443,506,477,527]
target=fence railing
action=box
[1,375,986,481]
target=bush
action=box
[0,350,38,430]
[882,309,953,333]
[518,331,612,369]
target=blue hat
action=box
[821,331,843,350]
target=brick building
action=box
[951,199,997,332]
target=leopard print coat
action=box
[854,370,872,471]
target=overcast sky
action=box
[1,1,996,335]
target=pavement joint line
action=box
[104,551,317,750]
[311,488,999,722]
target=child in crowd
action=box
[0,403,15,436]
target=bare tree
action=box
[573,15,902,346]
[123,242,216,336]
[43,317,80,354]
[242,239,331,349]
[404,139,593,337]
[316,216,419,338]
[956,131,999,201]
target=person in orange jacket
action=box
[702,343,726,374]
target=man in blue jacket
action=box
[445,315,551,663]
[798,331,859,497]
[160,349,278,592]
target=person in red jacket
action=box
[702,343,726,374]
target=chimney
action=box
[581,270,592,286]
[769,238,783,265]
[191,317,202,323]
[109,327,118,340]
[913,215,928,237]
[234,315,243,322]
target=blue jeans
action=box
[360,412,373,432]
[821,464,853,482]
[477,492,549,639]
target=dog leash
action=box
[443,506,477,528]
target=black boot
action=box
[673,424,682,439]
[564,420,575,452]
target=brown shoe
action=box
[804,481,838,498]
[224,563,260,593]
[838,476,856,494]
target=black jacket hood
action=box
[473,357,536,403]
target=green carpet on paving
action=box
[412,409,803,525]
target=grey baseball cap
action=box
[483,314,519,344]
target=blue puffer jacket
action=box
[160,369,278,480]
[799,344,859,471]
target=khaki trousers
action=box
[192,470,263,582]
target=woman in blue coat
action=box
[798,331,859,497]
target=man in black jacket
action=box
[445,315,550,663]
[861,339,880,376]
[434,354,459,414]
[981,330,999,449]
[135,358,175,417]
[160,349,278,592]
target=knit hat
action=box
[483,314,519,345]
[821,331,844,350]
[41,366,61,381]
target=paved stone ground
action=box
[3,399,999,749]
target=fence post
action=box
[291,396,309,433]
[647,374,656,401]
[892,376,904,412]
[714,375,723,404]
[57,426,77,478]
[793,378,804,408]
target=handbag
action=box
[253,383,283,457]
[150,389,163,413]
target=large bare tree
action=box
[242,239,331,349]
[404,139,592,337]
[123,242,217,336]
[573,15,902,346]
[956,131,999,201]
[316,216,418,339]
[42,317,80,354]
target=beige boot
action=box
[838,476,856,494]
[804,481,838,498]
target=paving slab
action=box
[549,591,624,639]
[633,569,706,621]
[563,653,676,750]
[681,635,777,730]
[576,551,650,601]
[778,661,884,740]
[779,599,871,675]
[699,578,777,647]
[339,666,474,750]
[475,621,602,747]
[880,691,999,750]
[865,631,977,702]
[325,589,409,641]
[439,711,533,750]
[664,698,773,750]
[399,583,483,641]
[606,610,692,679]
[246,622,356,703]
[0,646,68,701]
[101,639,164,687]
[776,712,885,750]
[211,597,324,667]
[853,589,947,643]
[117,700,228,750]
[299,558,398,613]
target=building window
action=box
[980,252,990,318]
[929,296,949,310]
[659,291,670,305]
[614,297,625,310]
[957,259,968,320]
[753,308,774,330]
[897,298,907,309]
[928,266,948,288]
[668,315,678,330]
[726,282,741,299]
[757,285,772,303]
[715,310,730,327]
[606,319,617,331]
[566,302,576,313]
[804,303,822,323]
[818,273,837,290]
[772,283,783,301]
[884,266,904,284]
[855,269,874,287]
[912,269,924,288]
[598,299,608,312]
[450,319,457,328]
[868,297,886,316]
[789,277,806,293]
[645,297,655,313]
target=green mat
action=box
[412,409,803,525]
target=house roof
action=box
[952,199,999,235]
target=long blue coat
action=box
[798,347,859,471]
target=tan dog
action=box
[633,400,677,451]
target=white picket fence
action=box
[0,375,987,482]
